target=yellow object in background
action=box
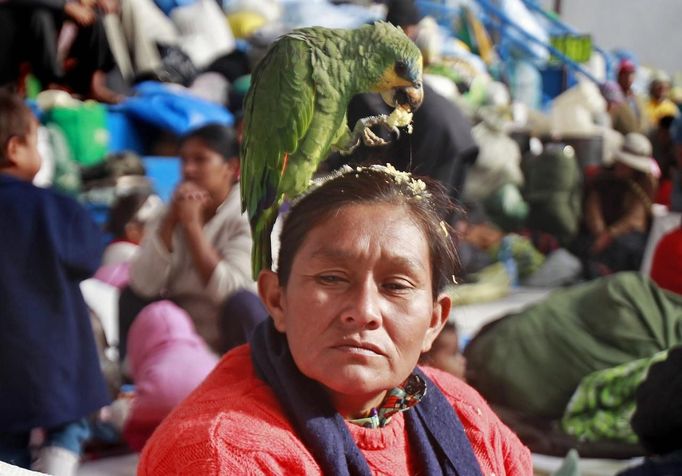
[466,8,494,65]
[227,11,267,39]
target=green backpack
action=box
[522,143,583,244]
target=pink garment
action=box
[94,262,131,289]
[94,241,140,288]
[124,301,219,451]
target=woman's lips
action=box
[333,341,384,356]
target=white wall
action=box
[538,0,682,75]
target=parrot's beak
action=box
[380,82,423,113]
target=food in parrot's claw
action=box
[386,107,414,133]
[355,108,413,149]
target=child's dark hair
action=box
[0,90,34,165]
[182,123,238,161]
[106,190,152,238]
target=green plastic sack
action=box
[45,102,109,167]
[561,350,669,443]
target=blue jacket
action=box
[0,174,110,432]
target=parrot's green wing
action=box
[241,34,315,220]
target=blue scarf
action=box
[250,320,483,476]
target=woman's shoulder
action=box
[139,345,319,475]
[419,366,533,475]
[420,366,497,421]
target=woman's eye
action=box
[317,275,344,284]
[383,281,412,292]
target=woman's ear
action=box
[229,156,240,175]
[257,269,286,332]
[421,292,452,353]
[225,157,241,184]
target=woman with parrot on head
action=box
[138,21,530,476]
[139,164,531,475]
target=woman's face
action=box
[179,137,237,198]
[260,203,451,417]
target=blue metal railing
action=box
[415,0,604,85]
[520,0,613,74]
[474,0,602,84]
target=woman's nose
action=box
[341,281,382,330]
[182,160,196,179]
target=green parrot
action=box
[241,21,424,278]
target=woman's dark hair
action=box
[0,90,34,165]
[276,165,461,297]
[182,123,238,161]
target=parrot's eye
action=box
[395,62,408,77]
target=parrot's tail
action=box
[251,205,278,280]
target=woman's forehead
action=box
[310,202,421,235]
[294,203,430,264]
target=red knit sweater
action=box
[138,345,532,475]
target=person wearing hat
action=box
[578,132,659,276]
[617,59,649,133]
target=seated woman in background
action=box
[119,123,266,358]
[138,165,531,475]
[575,132,659,277]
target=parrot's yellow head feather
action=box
[363,22,424,112]
[373,63,421,91]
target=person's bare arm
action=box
[607,199,649,237]
[64,1,96,26]
[584,190,606,237]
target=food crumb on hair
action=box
[439,220,449,238]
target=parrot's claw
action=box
[362,127,388,147]
[339,114,400,155]
[357,114,400,143]
[362,114,401,139]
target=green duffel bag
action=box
[45,101,109,167]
